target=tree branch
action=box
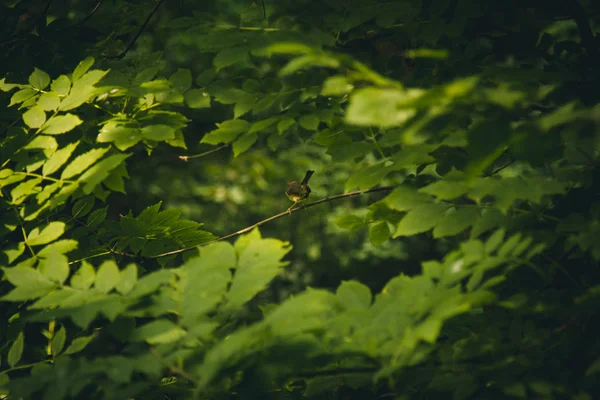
[106,0,165,60]
[147,186,396,259]
[179,144,230,161]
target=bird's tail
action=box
[301,170,315,185]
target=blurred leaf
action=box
[346,88,419,128]
[385,186,432,211]
[394,203,450,237]
[71,262,95,290]
[51,325,67,356]
[184,89,211,109]
[169,68,192,92]
[7,332,24,368]
[214,46,249,70]
[94,261,120,293]
[38,247,69,284]
[433,207,479,238]
[232,133,258,157]
[201,119,250,144]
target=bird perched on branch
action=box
[285,170,315,213]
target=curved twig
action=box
[105,0,165,60]
[179,144,230,161]
[78,0,104,26]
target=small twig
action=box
[484,156,515,177]
[147,186,396,258]
[68,251,112,265]
[179,144,230,161]
[78,0,103,26]
[105,0,165,60]
[294,366,377,379]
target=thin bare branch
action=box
[144,186,396,259]
[106,0,165,60]
[179,144,230,161]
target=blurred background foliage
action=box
[1,0,600,398]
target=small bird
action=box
[285,170,315,213]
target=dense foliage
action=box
[1,0,599,398]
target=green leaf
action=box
[232,133,258,157]
[201,119,250,144]
[71,196,95,218]
[141,124,175,141]
[335,214,366,230]
[51,75,71,96]
[51,325,67,356]
[0,77,22,91]
[94,261,120,293]
[346,163,389,191]
[24,135,58,152]
[29,68,51,90]
[61,148,110,180]
[38,247,69,284]
[233,94,256,118]
[132,320,186,344]
[37,240,78,257]
[464,120,510,180]
[336,280,372,309]
[43,141,79,176]
[224,237,290,312]
[7,332,24,368]
[277,116,295,134]
[87,207,108,227]
[214,46,249,70]
[322,75,352,96]
[279,53,340,76]
[37,92,61,111]
[298,114,320,131]
[79,153,131,194]
[394,203,450,237]
[180,242,235,326]
[97,123,142,151]
[169,68,192,92]
[433,207,479,238]
[64,334,94,355]
[498,233,522,257]
[115,264,137,295]
[41,114,83,135]
[71,261,96,290]
[420,180,470,200]
[346,88,419,128]
[23,106,46,129]
[184,89,211,108]
[385,186,432,211]
[369,221,390,245]
[265,42,315,55]
[10,178,42,205]
[27,221,66,246]
[415,318,442,343]
[484,229,506,254]
[249,117,279,134]
[471,208,505,238]
[9,88,37,107]
[72,57,95,81]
